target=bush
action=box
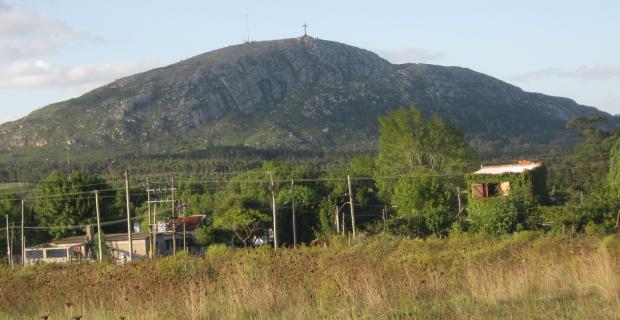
[155,253,197,279]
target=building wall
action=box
[109,239,149,260]
[465,168,547,235]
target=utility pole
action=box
[382,206,387,223]
[457,187,463,218]
[5,215,10,267]
[347,175,356,239]
[20,200,25,267]
[124,169,133,262]
[146,176,152,258]
[268,171,278,250]
[152,204,158,257]
[95,190,103,262]
[341,203,346,233]
[182,203,187,252]
[291,180,297,247]
[334,203,340,234]
[10,222,14,268]
[171,175,176,255]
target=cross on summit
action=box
[302,23,308,36]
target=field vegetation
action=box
[0,232,619,319]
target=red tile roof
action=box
[171,215,206,231]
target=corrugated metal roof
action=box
[104,232,152,242]
[51,235,90,245]
[474,161,542,175]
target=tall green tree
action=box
[34,171,116,239]
[561,116,620,193]
[376,106,474,237]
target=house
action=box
[24,234,94,265]
[24,215,207,265]
[466,160,548,203]
[464,160,549,233]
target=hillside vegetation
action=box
[1,37,617,162]
[0,232,619,319]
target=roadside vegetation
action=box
[0,232,619,319]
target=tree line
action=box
[1,106,619,255]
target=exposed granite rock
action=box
[0,36,616,157]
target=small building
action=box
[25,235,94,265]
[467,160,548,202]
[465,160,548,234]
[24,215,207,265]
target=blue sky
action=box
[1,0,618,124]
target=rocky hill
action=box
[0,36,616,160]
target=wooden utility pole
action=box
[5,215,10,267]
[10,222,14,268]
[171,175,176,255]
[291,180,297,247]
[124,169,133,262]
[341,203,346,233]
[347,175,356,239]
[268,171,278,250]
[382,206,387,223]
[457,187,463,218]
[95,190,103,262]
[334,203,340,234]
[20,200,25,267]
[152,204,158,257]
[182,204,187,252]
[146,176,152,258]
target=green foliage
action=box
[558,116,620,193]
[0,193,21,257]
[92,232,110,262]
[465,171,542,236]
[376,106,473,237]
[391,175,455,236]
[213,195,270,247]
[155,252,197,279]
[315,198,336,241]
[34,171,117,239]
[609,138,620,192]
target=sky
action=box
[0,0,618,124]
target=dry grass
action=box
[0,232,619,319]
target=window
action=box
[500,182,511,196]
[472,183,499,198]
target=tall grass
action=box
[0,232,618,319]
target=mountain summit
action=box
[0,37,615,159]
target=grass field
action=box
[0,231,619,319]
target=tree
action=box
[0,193,21,258]
[561,116,620,193]
[213,195,270,247]
[376,106,474,237]
[609,138,620,193]
[34,171,116,239]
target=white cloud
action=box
[0,59,161,90]
[0,1,85,60]
[510,66,620,83]
[376,47,444,64]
